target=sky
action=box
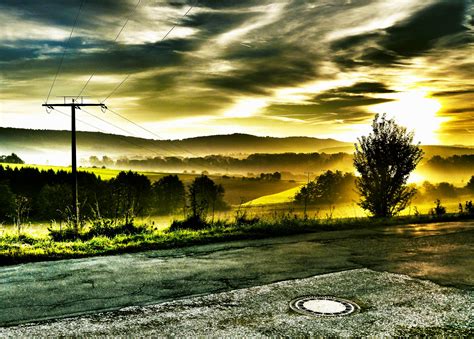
[0,0,473,145]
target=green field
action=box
[243,185,304,206]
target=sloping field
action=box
[243,185,304,206]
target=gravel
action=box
[2,268,472,337]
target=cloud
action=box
[332,0,470,67]
[432,89,474,97]
[0,0,473,143]
[262,81,395,124]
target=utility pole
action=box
[43,97,106,232]
[303,171,313,219]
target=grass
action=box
[1,212,473,266]
[243,185,304,206]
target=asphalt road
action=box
[1,221,473,326]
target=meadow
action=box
[1,161,472,265]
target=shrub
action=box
[48,219,151,241]
[169,215,209,231]
[431,199,446,216]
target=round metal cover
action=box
[289,296,359,317]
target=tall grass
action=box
[1,211,472,265]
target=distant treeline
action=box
[0,165,227,223]
[0,153,24,164]
[89,152,353,175]
[89,153,474,177]
[424,155,474,172]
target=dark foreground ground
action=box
[1,221,473,335]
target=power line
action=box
[100,0,197,103]
[79,107,227,172]
[80,107,179,157]
[160,3,196,42]
[54,107,230,173]
[75,0,142,100]
[45,0,85,103]
[106,106,166,139]
[105,106,213,160]
[52,107,107,133]
[101,74,130,103]
[80,107,139,138]
[53,107,173,158]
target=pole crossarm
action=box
[42,103,107,108]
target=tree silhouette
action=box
[188,175,226,221]
[354,114,423,217]
[152,175,185,215]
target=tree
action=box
[188,175,226,221]
[110,171,152,224]
[0,184,15,222]
[353,114,423,217]
[36,184,72,220]
[152,175,185,215]
[0,153,24,164]
[295,171,356,206]
[466,176,474,193]
[13,195,30,235]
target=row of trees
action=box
[97,152,352,174]
[0,165,227,224]
[296,115,472,218]
[294,171,356,206]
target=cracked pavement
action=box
[1,221,473,328]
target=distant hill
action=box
[1,127,472,167]
[319,145,474,158]
[0,127,350,165]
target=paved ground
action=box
[2,269,473,336]
[1,221,473,329]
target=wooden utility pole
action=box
[43,97,106,232]
[303,171,313,219]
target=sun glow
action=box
[370,90,445,144]
[223,98,268,118]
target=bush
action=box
[48,219,151,241]
[431,199,446,217]
[169,215,209,231]
[85,219,150,239]
[48,227,80,242]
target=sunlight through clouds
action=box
[223,98,268,118]
[370,90,445,144]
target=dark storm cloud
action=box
[309,81,396,103]
[332,0,471,68]
[204,42,319,95]
[165,0,271,10]
[444,107,474,114]
[432,89,474,97]
[0,37,107,63]
[382,0,468,56]
[334,82,396,94]
[0,45,41,62]
[1,37,199,80]
[0,0,134,28]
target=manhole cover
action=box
[289,296,359,317]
